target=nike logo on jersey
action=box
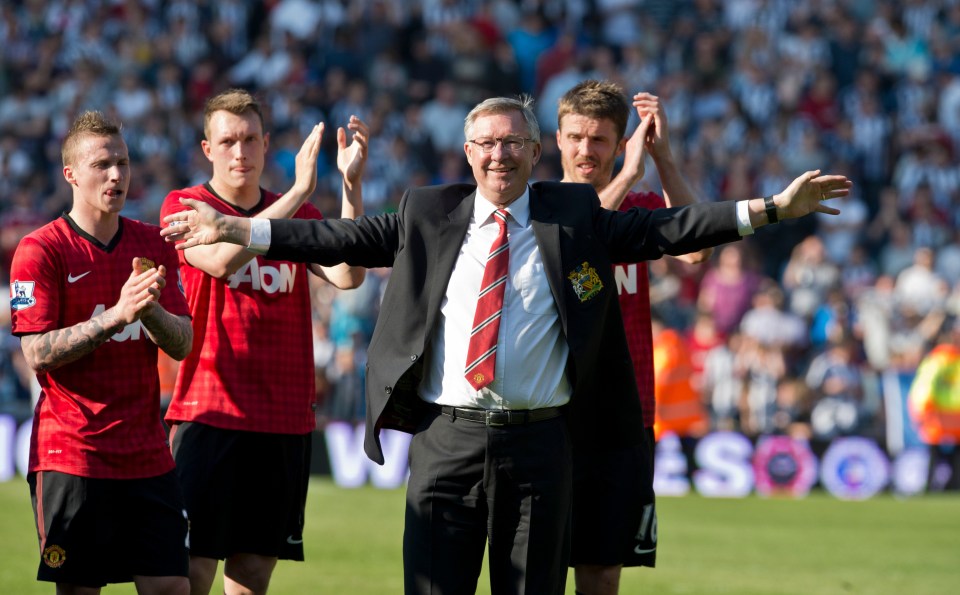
[634,545,657,555]
[67,271,91,283]
[286,535,304,545]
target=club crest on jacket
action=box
[567,262,603,302]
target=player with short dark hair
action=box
[11,110,193,594]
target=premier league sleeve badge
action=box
[10,280,37,310]
[567,261,603,302]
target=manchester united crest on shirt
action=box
[10,280,36,310]
[567,262,603,302]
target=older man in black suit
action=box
[162,95,851,595]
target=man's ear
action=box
[201,139,213,162]
[63,165,76,185]
[616,136,627,157]
[263,132,270,152]
[532,142,542,166]
[464,142,473,167]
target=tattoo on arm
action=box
[23,311,125,373]
[141,310,193,361]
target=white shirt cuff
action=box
[736,200,754,236]
[247,218,271,254]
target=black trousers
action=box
[404,408,572,595]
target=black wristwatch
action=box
[764,195,778,224]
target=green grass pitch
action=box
[1,477,957,594]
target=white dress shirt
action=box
[419,187,572,410]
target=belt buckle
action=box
[486,411,509,426]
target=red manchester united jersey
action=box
[10,215,189,478]
[616,191,666,428]
[161,184,321,434]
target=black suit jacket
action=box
[265,181,742,463]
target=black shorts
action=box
[29,470,189,588]
[170,422,311,561]
[570,428,657,568]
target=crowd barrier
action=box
[316,422,948,499]
[1,415,951,499]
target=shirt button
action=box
[410,354,418,361]
[385,386,392,394]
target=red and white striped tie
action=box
[465,209,509,390]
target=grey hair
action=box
[463,95,541,143]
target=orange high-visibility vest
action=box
[653,328,708,439]
[158,351,180,403]
[908,344,960,444]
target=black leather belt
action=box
[434,405,562,426]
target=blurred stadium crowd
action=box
[1,0,959,446]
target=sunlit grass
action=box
[1,478,957,594]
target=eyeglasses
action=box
[468,136,535,153]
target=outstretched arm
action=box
[751,170,850,227]
[177,123,326,279]
[161,196,399,271]
[162,200,251,250]
[311,115,369,289]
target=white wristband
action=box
[247,218,271,254]
[736,200,754,236]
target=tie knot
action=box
[493,209,508,228]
